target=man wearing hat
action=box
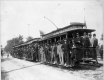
[57,40,64,65]
[92,33,98,63]
[62,39,70,66]
[99,33,103,60]
[82,32,91,59]
[88,33,93,47]
[83,32,90,47]
[57,41,60,65]
[48,43,52,63]
[51,43,55,64]
[75,33,83,47]
[53,42,57,64]
[35,43,39,61]
[70,33,76,67]
[88,33,94,58]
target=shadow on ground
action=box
[1,70,8,80]
[2,63,41,73]
[42,62,103,71]
[1,58,12,62]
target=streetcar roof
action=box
[41,28,95,40]
[42,22,85,36]
[15,38,40,47]
[14,22,95,46]
[40,22,87,40]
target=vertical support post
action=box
[47,40,48,44]
[66,33,68,39]
[54,38,56,43]
[60,36,61,42]
[50,39,51,45]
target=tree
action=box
[4,35,24,52]
[26,36,33,41]
[18,35,24,44]
[101,33,103,40]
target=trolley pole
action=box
[44,16,58,30]
[84,8,87,28]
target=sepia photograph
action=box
[1,0,103,80]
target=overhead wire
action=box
[33,3,61,28]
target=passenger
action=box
[83,32,90,47]
[47,43,50,63]
[49,43,52,63]
[72,33,76,41]
[58,41,64,65]
[70,33,76,67]
[35,43,39,61]
[88,33,93,58]
[51,44,54,64]
[26,47,27,59]
[88,33,93,47]
[18,48,20,58]
[54,42,57,64]
[32,44,36,61]
[57,41,60,65]
[71,39,76,67]
[28,46,29,59]
[28,45,31,60]
[17,48,19,58]
[68,40,72,67]
[62,39,70,67]
[51,43,54,64]
[92,33,98,63]
[28,46,30,60]
[83,32,90,58]
[22,47,24,59]
[75,33,83,47]
[33,45,35,60]
[31,47,34,60]
[40,45,43,62]
[43,43,46,62]
[99,34,103,60]
[38,44,41,62]
[26,46,28,60]
[45,43,48,63]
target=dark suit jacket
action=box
[62,43,69,51]
[93,38,98,47]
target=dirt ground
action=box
[1,56,103,80]
[43,58,103,80]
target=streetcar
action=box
[39,22,96,64]
[13,38,40,60]
[12,22,97,66]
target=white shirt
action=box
[89,37,93,47]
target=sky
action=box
[1,0,103,48]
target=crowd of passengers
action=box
[11,32,103,67]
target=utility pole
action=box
[44,16,58,30]
[84,8,87,28]
[27,24,31,36]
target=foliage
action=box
[101,33,103,40]
[4,35,24,52]
[26,36,33,41]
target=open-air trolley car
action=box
[11,22,97,67]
